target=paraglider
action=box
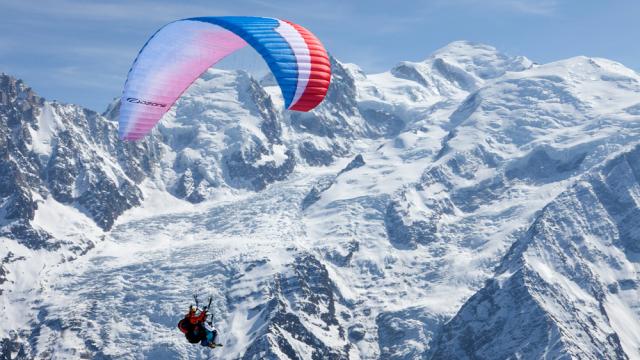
[178,295,222,349]
[119,16,331,350]
[119,16,331,141]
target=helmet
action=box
[190,305,198,313]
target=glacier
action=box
[1,41,640,359]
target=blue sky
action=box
[1,0,638,111]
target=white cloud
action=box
[496,0,558,15]
[0,0,231,23]
[433,0,558,15]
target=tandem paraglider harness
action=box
[178,295,223,349]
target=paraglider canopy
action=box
[119,16,331,141]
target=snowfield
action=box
[1,41,640,359]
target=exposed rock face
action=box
[222,74,297,192]
[293,57,403,167]
[242,254,350,360]
[0,75,157,251]
[1,76,47,248]
[302,154,366,210]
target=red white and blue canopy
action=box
[119,16,331,141]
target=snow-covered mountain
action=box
[1,41,640,359]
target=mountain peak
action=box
[427,40,533,80]
[539,55,639,78]
[386,41,532,96]
[431,40,501,58]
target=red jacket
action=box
[178,309,207,334]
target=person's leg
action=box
[201,323,219,347]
